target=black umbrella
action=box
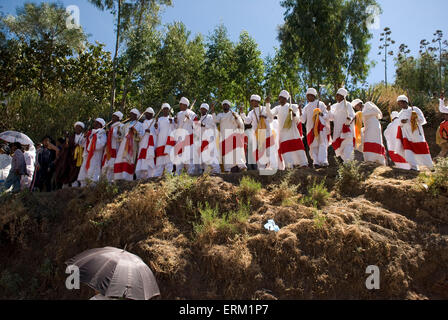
[66,247,160,300]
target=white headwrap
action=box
[351,99,363,107]
[222,100,231,106]
[180,97,190,107]
[112,111,123,120]
[161,103,171,110]
[200,103,209,111]
[279,90,290,100]
[95,118,106,127]
[74,121,85,129]
[145,107,155,115]
[337,88,348,98]
[306,88,318,97]
[363,102,383,119]
[391,111,399,120]
[397,95,409,103]
[250,94,261,102]
[130,108,141,117]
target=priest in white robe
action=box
[114,108,144,181]
[360,102,386,165]
[301,88,330,167]
[212,100,246,172]
[77,118,107,187]
[329,88,356,162]
[396,95,433,171]
[194,103,221,174]
[241,95,275,171]
[102,111,123,182]
[154,103,176,177]
[267,90,308,169]
[384,111,410,170]
[136,107,157,179]
[174,97,198,175]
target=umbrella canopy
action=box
[0,131,34,146]
[65,247,160,300]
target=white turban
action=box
[200,103,209,111]
[161,103,171,110]
[74,121,85,129]
[351,99,363,107]
[363,102,383,119]
[180,97,190,107]
[145,107,155,115]
[337,88,348,98]
[95,118,106,127]
[130,108,140,117]
[222,100,231,106]
[250,94,261,102]
[112,111,123,120]
[279,90,290,100]
[397,95,409,103]
[306,88,318,97]
[391,111,399,120]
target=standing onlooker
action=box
[0,145,12,189]
[34,136,57,192]
[2,142,26,193]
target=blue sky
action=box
[1,0,448,85]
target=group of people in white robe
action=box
[67,88,447,187]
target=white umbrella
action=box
[0,131,34,146]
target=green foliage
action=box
[193,201,250,238]
[238,176,262,201]
[301,179,330,208]
[419,157,448,196]
[2,2,87,98]
[336,160,364,195]
[1,89,109,142]
[313,209,327,229]
[279,0,379,89]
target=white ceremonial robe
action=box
[154,117,175,177]
[174,109,198,175]
[213,111,246,172]
[397,107,433,170]
[102,122,123,182]
[135,119,157,179]
[269,118,285,171]
[362,105,386,165]
[384,119,410,170]
[268,103,308,168]
[301,100,330,166]
[194,114,221,174]
[329,100,356,162]
[440,98,448,114]
[21,147,36,189]
[78,129,107,186]
[114,120,144,181]
[242,106,274,170]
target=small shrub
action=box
[193,201,250,242]
[335,160,364,195]
[313,209,327,229]
[271,179,299,206]
[238,176,261,201]
[419,158,448,196]
[301,179,330,208]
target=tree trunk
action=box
[110,0,122,116]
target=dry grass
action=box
[0,163,447,300]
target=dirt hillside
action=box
[0,161,447,300]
